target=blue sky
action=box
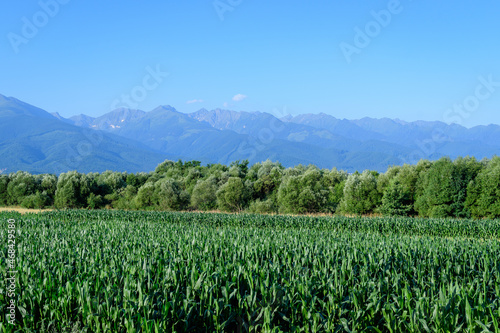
[1,0,499,127]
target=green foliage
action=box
[379,164,418,216]
[126,172,148,188]
[415,157,482,218]
[250,160,284,200]
[0,157,498,219]
[134,182,156,209]
[377,165,401,195]
[449,157,483,217]
[154,178,190,211]
[54,171,95,208]
[3,210,499,331]
[217,177,250,211]
[97,171,126,196]
[184,168,203,194]
[339,170,380,215]
[154,159,176,174]
[113,185,139,210]
[0,174,9,205]
[380,179,413,216]
[21,191,51,209]
[247,197,277,214]
[277,166,335,214]
[466,156,500,218]
[6,171,37,205]
[87,193,105,209]
[191,177,218,210]
[229,159,249,178]
[39,174,57,198]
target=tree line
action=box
[0,156,499,218]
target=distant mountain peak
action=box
[50,112,68,122]
[0,94,22,103]
[0,94,26,106]
[152,105,178,112]
[0,94,57,120]
[3,95,500,173]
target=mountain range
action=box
[1,93,499,174]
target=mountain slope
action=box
[189,108,407,153]
[0,95,170,174]
[285,112,500,160]
[3,94,499,173]
[282,113,385,141]
[70,106,402,171]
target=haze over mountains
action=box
[1,93,499,174]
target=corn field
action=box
[1,210,499,332]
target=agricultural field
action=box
[1,210,500,332]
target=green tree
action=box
[277,167,331,214]
[134,182,156,209]
[377,165,401,195]
[415,157,482,218]
[185,168,204,194]
[191,178,218,210]
[217,177,250,212]
[322,168,348,212]
[7,171,37,205]
[40,174,57,198]
[113,185,139,210]
[229,160,249,178]
[339,171,380,215]
[54,171,94,208]
[21,192,51,209]
[154,160,176,174]
[126,172,149,188]
[247,197,277,214]
[465,156,500,218]
[0,175,9,205]
[380,179,413,216]
[379,164,418,216]
[252,160,284,200]
[155,178,190,211]
[87,193,105,209]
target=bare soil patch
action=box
[0,207,53,214]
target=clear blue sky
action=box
[1,0,499,127]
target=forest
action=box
[1,156,499,219]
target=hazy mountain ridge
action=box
[1,94,499,174]
[0,95,171,174]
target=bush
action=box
[339,171,380,215]
[155,178,190,211]
[380,179,413,216]
[217,177,250,212]
[21,192,51,209]
[191,178,218,210]
[247,198,277,214]
[87,193,105,209]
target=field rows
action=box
[1,211,499,332]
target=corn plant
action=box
[0,210,499,332]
